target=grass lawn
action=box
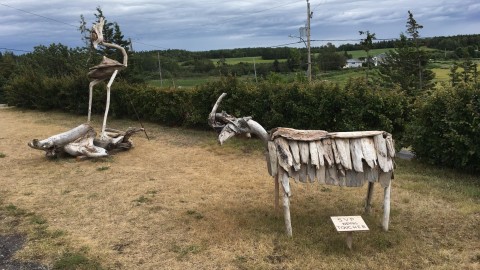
[0,108,479,269]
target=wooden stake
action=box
[283,192,292,237]
[382,182,391,231]
[346,231,353,250]
[274,174,279,213]
[365,182,374,214]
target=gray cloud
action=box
[0,0,479,53]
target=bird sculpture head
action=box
[90,17,105,49]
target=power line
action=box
[133,40,169,50]
[0,3,78,28]
[0,47,31,53]
[269,41,303,48]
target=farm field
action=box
[210,56,285,65]
[0,108,479,269]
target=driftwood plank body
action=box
[267,131,395,188]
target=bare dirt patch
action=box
[0,108,479,269]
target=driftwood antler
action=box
[208,93,268,144]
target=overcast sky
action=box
[1,0,479,53]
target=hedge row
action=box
[4,74,407,137]
[407,83,480,172]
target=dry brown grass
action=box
[1,108,479,269]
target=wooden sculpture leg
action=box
[382,182,391,231]
[88,79,103,122]
[279,171,292,237]
[283,191,292,237]
[101,70,118,137]
[365,182,374,214]
[274,174,280,213]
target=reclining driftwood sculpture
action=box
[208,93,395,237]
[28,124,143,158]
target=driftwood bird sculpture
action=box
[88,17,128,138]
[208,93,395,237]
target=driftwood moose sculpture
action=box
[209,93,395,236]
[28,17,142,158]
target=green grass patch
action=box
[396,159,480,201]
[96,166,110,171]
[211,56,286,66]
[0,152,6,158]
[52,252,103,270]
[186,210,204,220]
[347,48,393,59]
[319,68,366,86]
[132,195,152,204]
[170,243,204,260]
[1,201,103,268]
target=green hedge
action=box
[408,83,480,172]
[6,72,480,172]
[5,74,407,143]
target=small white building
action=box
[344,59,363,68]
[373,53,387,66]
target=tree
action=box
[286,48,301,72]
[359,30,376,81]
[316,43,345,71]
[406,10,424,90]
[379,12,434,97]
[0,51,17,103]
[449,62,460,86]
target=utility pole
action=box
[306,0,312,82]
[253,57,258,83]
[157,51,163,87]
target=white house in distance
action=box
[344,53,388,68]
[373,53,387,66]
[344,58,363,68]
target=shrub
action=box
[407,83,480,172]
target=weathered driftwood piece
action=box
[208,93,395,237]
[28,124,143,158]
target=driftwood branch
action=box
[28,124,143,158]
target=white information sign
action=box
[330,216,369,232]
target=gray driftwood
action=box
[28,124,143,158]
[209,93,395,237]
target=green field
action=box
[210,56,285,66]
[149,50,476,88]
[347,48,393,59]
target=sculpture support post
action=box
[274,174,279,213]
[279,170,292,237]
[101,70,118,136]
[283,191,292,237]
[365,182,374,214]
[382,182,391,231]
[88,80,101,122]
